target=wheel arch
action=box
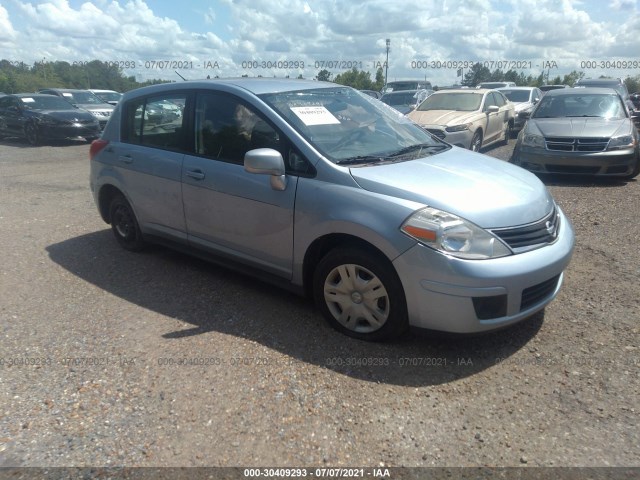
[301,233,397,299]
[97,183,126,224]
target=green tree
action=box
[462,63,491,86]
[373,67,385,91]
[625,75,639,94]
[561,70,585,86]
[334,67,378,90]
[315,69,332,82]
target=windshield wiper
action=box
[387,143,450,158]
[335,155,385,166]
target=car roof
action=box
[13,93,62,98]
[497,86,536,90]
[576,77,622,85]
[434,88,488,94]
[40,88,89,93]
[121,78,338,99]
[381,89,424,96]
[544,87,619,96]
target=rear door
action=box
[103,92,190,241]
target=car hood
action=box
[76,104,113,112]
[408,109,479,127]
[32,110,96,122]
[514,102,533,112]
[350,147,554,228]
[528,117,630,137]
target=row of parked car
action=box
[0,88,122,145]
[368,77,640,179]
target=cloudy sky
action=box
[0,0,638,86]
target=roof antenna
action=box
[175,70,186,81]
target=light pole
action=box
[385,39,390,87]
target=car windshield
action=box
[381,92,416,106]
[260,87,445,163]
[21,96,75,110]
[416,92,482,112]
[96,92,122,102]
[533,93,627,119]
[501,90,531,102]
[64,91,105,104]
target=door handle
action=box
[119,155,133,164]
[185,169,206,180]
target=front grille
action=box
[520,275,560,311]
[426,128,446,139]
[545,137,609,152]
[491,207,560,252]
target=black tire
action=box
[470,130,483,152]
[108,194,146,251]
[624,157,640,180]
[313,246,408,341]
[24,122,39,146]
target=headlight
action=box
[607,135,635,150]
[522,133,545,148]
[401,207,512,259]
[445,123,471,133]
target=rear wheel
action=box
[109,194,146,251]
[313,247,408,341]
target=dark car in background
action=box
[381,80,432,94]
[359,89,382,99]
[511,88,639,179]
[89,89,123,105]
[38,88,114,129]
[539,85,570,94]
[0,93,100,145]
[380,89,433,114]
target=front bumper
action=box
[515,145,638,177]
[39,122,101,141]
[393,207,574,333]
[423,126,473,149]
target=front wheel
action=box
[24,122,39,146]
[313,247,408,341]
[470,130,483,152]
[108,194,146,251]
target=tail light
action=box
[90,139,109,160]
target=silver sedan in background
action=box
[511,87,640,179]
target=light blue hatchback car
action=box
[90,79,574,341]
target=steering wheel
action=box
[329,119,377,153]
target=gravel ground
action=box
[0,136,638,472]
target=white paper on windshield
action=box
[22,98,35,102]
[290,106,340,126]
[62,93,73,97]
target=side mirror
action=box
[487,105,499,113]
[520,111,531,119]
[244,148,287,191]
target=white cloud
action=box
[0,0,637,85]
[0,5,18,42]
